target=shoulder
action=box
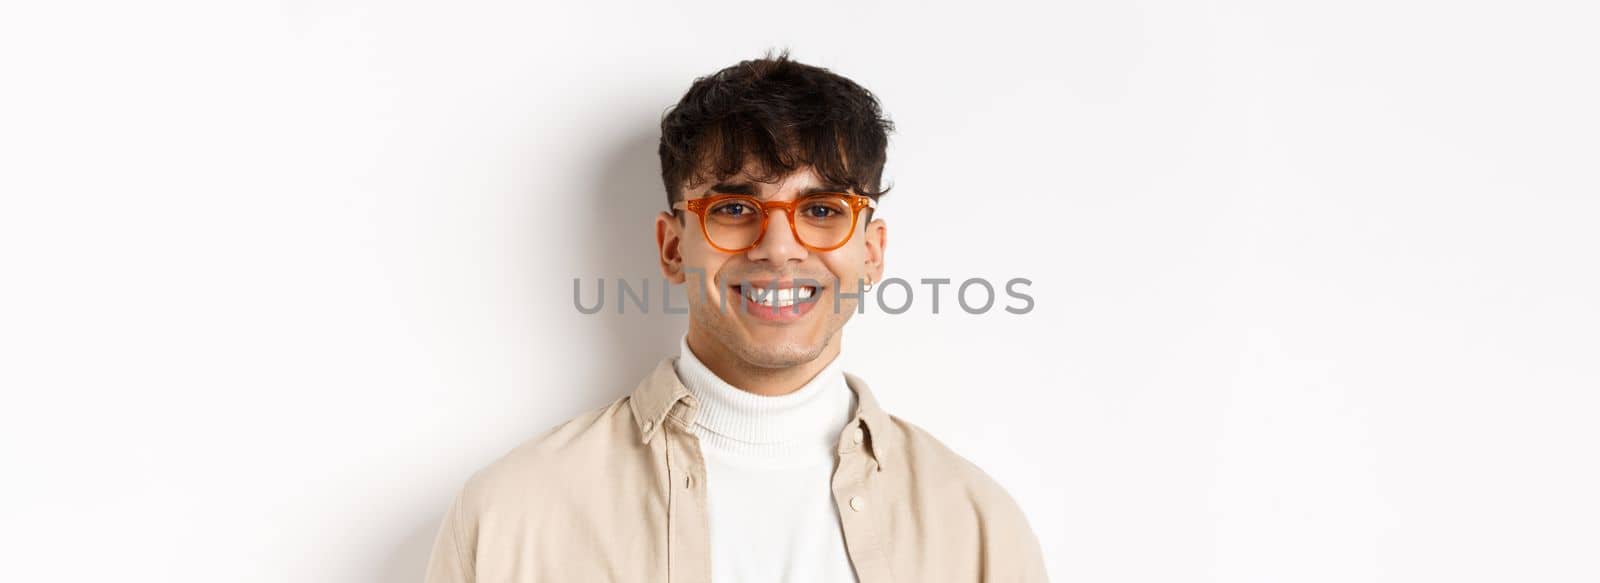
[877,413,1050,580]
[883,414,1026,509]
[456,396,642,513]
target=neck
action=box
[675,334,854,461]
[684,327,842,396]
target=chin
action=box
[734,331,829,369]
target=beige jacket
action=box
[423,357,1049,582]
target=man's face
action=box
[656,164,886,370]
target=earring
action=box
[862,277,873,293]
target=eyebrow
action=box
[708,181,853,198]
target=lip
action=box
[729,283,823,323]
[726,278,820,289]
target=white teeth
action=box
[740,285,818,308]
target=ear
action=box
[862,217,887,285]
[656,211,687,284]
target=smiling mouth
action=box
[731,284,822,308]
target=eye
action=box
[800,199,847,219]
[711,201,757,216]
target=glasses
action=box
[673,192,876,253]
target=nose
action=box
[745,208,809,265]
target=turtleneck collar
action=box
[674,335,855,462]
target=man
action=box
[424,53,1049,582]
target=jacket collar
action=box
[627,356,896,471]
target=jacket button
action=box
[642,420,654,433]
[849,496,865,512]
[851,427,864,445]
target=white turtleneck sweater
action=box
[674,335,861,583]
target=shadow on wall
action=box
[381,126,683,583]
[575,127,687,400]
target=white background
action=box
[2,1,1597,581]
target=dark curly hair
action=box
[658,50,894,212]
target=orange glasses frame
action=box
[672,192,877,253]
